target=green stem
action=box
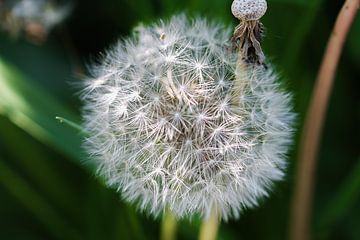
[55,116,87,135]
[199,208,220,240]
[161,210,177,240]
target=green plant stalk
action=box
[56,116,87,135]
[161,211,177,240]
[290,1,360,240]
[199,208,220,240]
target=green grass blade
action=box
[0,117,82,218]
[0,57,91,171]
[0,57,143,237]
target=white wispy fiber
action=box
[81,15,295,220]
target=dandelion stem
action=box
[199,208,220,240]
[290,1,359,240]
[161,211,177,240]
[55,116,87,135]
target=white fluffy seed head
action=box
[81,15,295,220]
[231,0,267,21]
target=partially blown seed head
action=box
[81,15,294,220]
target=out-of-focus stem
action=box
[199,208,220,240]
[290,1,359,240]
[161,211,177,240]
[55,116,87,135]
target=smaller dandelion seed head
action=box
[81,14,295,220]
[0,0,72,39]
[231,0,267,21]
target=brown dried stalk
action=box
[290,1,360,240]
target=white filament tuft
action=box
[81,15,295,220]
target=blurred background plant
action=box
[0,0,359,239]
[0,0,72,43]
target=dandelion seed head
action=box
[81,15,295,220]
[231,0,268,21]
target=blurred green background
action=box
[0,0,359,239]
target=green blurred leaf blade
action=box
[0,57,93,171]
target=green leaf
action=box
[0,57,93,171]
[0,117,82,220]
[0,58,145,239]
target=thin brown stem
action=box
[290,1,359,240]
